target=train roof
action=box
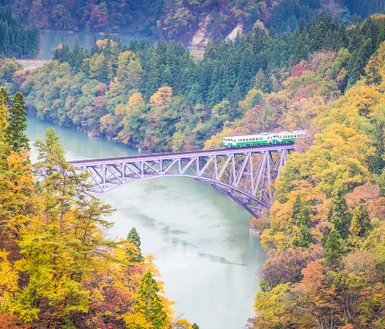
[224,130,306,139]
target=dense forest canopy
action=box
[6,13,385,154]
[247,33,385,329]
[1,0,385,43]
[0,7,40,58]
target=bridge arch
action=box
[68,145,294,217]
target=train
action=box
[223,130,306,148]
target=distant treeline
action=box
[1,0,385,42]
[8,13,385,153]
[0,7,40,58]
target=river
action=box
[28,31,267,328]
[26,114,266,328]
[38,30,151,59]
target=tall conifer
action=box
[5,91,29,152]
[136,271,168,328]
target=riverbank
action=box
[26,114,267,328]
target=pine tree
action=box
[328,193,351,240]
[127,227,143,263]
[99,58,109,84]
[136,271,168,329]
[324,228,342,263]
[5,91,29,152]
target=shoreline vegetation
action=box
[0,87,199,328]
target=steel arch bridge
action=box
[65,144,294,217]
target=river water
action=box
[26,115,266,328]
[29,31,267,328]
[38,30,150,59]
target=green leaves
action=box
[135,271,168,329]
[5,91,30,153]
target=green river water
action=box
[26,31,267,328]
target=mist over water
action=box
[27,113,266,328]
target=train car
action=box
[223,130,306,148]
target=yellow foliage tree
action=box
[150,85,173,107]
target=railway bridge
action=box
[61,144,295,217]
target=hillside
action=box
[247,36,385,329]
[2,0,385,44]
[3,13,383,155]
[2,6,385,329]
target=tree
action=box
[294,261,340,328]
[350,199,371,239]
[293,206,312,249]
[328,193,351,240]
[18,128,118,323]
[127,227,143,263]
[135,271,168,329]
[5,91,29,152]
[0,87,9,130]
[323,228,342,264]
[0,313,30,329]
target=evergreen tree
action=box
[293,206,312,248]
[230,83,241,108]
[136,271,168,328]
[328,193,352,240]
[127,227,143,263]
[237,47,255,94]
[291,194,302,221]
[99,58,109,83]
[90,35,99,55]
[5,91,29,152]
[324,228,342,263]
[289,18,310,64]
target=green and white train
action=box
[223,130,306,148]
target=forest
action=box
[1,0,385,43]
[246,37,385,329]
[0,89,198,328]
[0,7,40,59]
[3,13,384,154]
[1,4,385,329]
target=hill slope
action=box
[2,0,385,44]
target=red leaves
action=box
[262,246,324,286]
[0,313,30,329]
[291,63,308,78]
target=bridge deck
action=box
[69,144,295,166]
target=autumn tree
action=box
[350,199,371,240]
[1,128,119,324]
[294,261,339,328]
